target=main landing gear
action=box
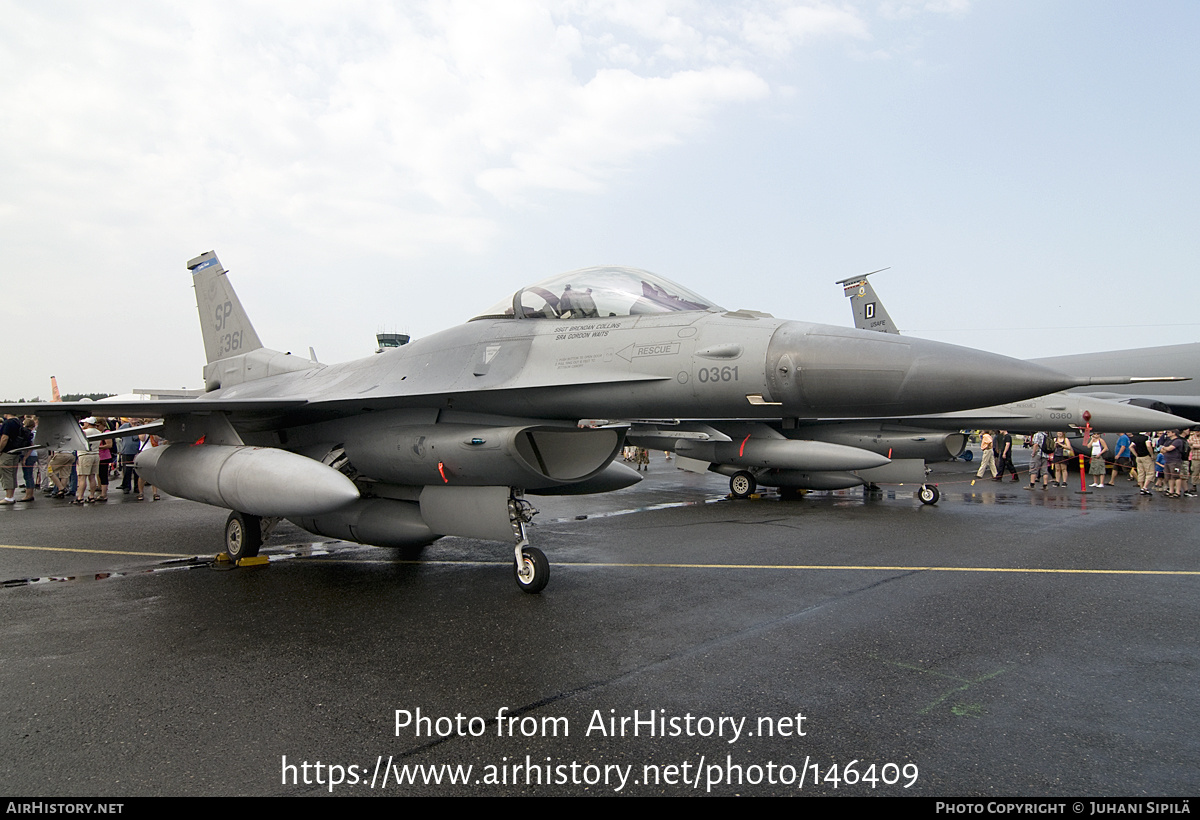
[224,511,263,562]
[729,471,757,499]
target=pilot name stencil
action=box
[554,321,625,341]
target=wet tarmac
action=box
[2,453,1197,796]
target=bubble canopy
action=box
[471,266,724,321]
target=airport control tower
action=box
[375,332,410,354]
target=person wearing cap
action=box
[72,417,102,505]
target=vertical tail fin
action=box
[188,251,265,364]
[836,268,900,335]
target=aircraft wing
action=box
[0,371,673,422]
[2,400,307,451]
[0,399,308,416]
[0,371,676,444]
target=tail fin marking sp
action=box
[188,251,265,364]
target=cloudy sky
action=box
[2,1,1198,399]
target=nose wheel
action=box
[514,545,549,594]
[918,484,940,505]
[508,494,547,593]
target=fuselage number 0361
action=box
[696,365,739,383]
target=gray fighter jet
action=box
[630,269,1191,503]
[2,252,1156,592]
[1034,344,1200,422]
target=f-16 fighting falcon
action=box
[3,252,1161,593]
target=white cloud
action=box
[0,2,874,260]
[476,65,769,202]
[879,0,971,21]
[740,3,869,56]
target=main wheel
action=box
[225,511,263,562]
[514,546,549,594]
[729,471,757,499]
[918,485,940,505]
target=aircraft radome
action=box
[0,252,1157,593]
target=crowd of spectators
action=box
[0,413,164,505]
[973,427,1199,498]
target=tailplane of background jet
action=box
[836,268,900,334]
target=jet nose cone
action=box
[902,337,1079,413]
[1082,401,1193,432]
[766,323,1084,416]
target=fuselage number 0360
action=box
[696,365,739,383]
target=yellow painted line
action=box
[6,538,1192,578]
[0,544,186,558]
[324,558,1200,577]
[9,543,1193,577]
[557,562,1200,576]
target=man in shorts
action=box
[1159,430,1187,499]
[73,417,102,504]
[0,412,23,504]
[1026,431,1052,490]
[1130,431,1156,496]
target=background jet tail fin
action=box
[836,268,900,334]
[188,251,265,364]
